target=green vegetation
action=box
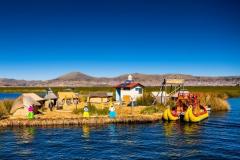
[145,86,240,98]
[197,93,230,111]
[187,86,240,98]
[72,104,109,116]
[165,99,176,108]
[72,108,82,114]
[0,87,114,94]
[0,86,238,116]
[87,104,109,115]
[0,99,14,119]
[0,86,239,97]
[0,87,47,93]
[136,93,155,106]
[95,107,109,115]
[140,104,166,114]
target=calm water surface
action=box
[0,94,240,160]
[0,93,20,99]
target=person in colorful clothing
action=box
[28,105,34,120]
[109,106,116,118]
[83,105,90,118]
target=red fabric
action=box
[171,110,179,117]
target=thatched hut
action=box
[44,88,57,100]
[87,92,113,104]
[44,88,58,108]
[10,93,44,117]
[57,92,78,105]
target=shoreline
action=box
[0,115,162,128]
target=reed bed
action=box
[0,115,162,127]
[196,92,230,111]
[140,104,166,114]
[72,104,109,115]
[145,86,240,98]
[136,93,155,106]
[0,99,14,119]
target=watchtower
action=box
[152,79,185,105]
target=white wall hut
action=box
[115,75,144,104]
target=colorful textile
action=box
[28,112,34,120]
[109,111,116,118]
[83,112,90,118]
[28,106,34,112]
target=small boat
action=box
[163,92,189,121]
[163,107,180,121]
[163,92,209,122]
[184,105,209,122]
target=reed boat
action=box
[163,92,189,121]
[163,107,180,121]
[184,105,209,122]
[163,92,209,122]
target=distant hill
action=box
[54,72,94,81]
[0,72,240,87]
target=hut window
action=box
[135,88,143,94]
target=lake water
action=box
[0,93,21,100]
[0,94,240,159]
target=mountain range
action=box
[0,72,240,87]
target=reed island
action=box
[0,75,237,127]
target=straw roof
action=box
[22,93,44,101]
[89,92,113,98]
[44,91,57,100]
[10,95,41,114]
[58,92,78,100]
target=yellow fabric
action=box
[83,112,89,118]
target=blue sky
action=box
[0,0,240,80]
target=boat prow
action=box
[184,106,209,122]
[183,106,190,122]
[163,108,179,121]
